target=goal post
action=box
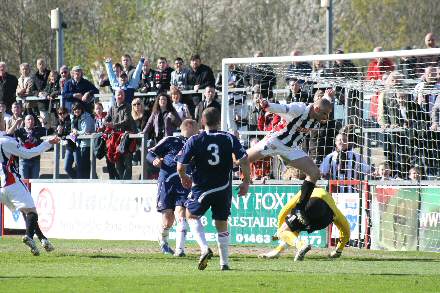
[220,48,440,252]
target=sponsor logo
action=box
[35,188,55,233]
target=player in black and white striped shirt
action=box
[246,90,334,224]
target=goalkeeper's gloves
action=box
[328,249,342,259]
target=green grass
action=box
[1,237,440,293]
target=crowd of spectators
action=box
[0,32,438,181]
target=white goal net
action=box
[219,48,440,252]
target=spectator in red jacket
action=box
[366,47,395,121]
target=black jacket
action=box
[187,64,215,89]
[33,69,51,92]
[0,73,18,111]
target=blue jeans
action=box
[19,158,40,179]
[65,147,91,179]
[64,148,78,179]
[77,147,91,179]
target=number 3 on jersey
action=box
[207,143,220,165]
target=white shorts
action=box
[254,135,307,161]
[0,181,35,212]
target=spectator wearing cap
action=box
[15,114,52,179]
[63,65,99,114]
[0,62,18,112]
[104,56,144,106]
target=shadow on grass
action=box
[0,276,63,279]
[88,255,122,259]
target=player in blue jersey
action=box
[177,108,251,271]
[147,119,198,256]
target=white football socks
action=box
[188,218,209,253]
[175,217,187,253]
[217,231,230,266]
[159,226,170,245]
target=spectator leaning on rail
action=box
[15,115,53,179]
[104,56,144,105]
[32,58,51,117]
[38,70,61,128]
[187,54,215,110]
[68,102,95,179]
[414,66,440,177]
[143,93,182,143]
[63,65,99,114]
[379,71,423,179]
[105,89,136,180]
[131,97,151,166]
[58,65,70,95]
[171,57,191,90]
[0,62,18,112]
[153,57,174,92]
[16,63,35,114]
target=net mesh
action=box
[223,49,440,252]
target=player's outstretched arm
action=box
[3,136,60,160]
[237,156,251,196]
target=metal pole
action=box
[56,17,64,70]
[326,0,333,55]
[220,60,229,131]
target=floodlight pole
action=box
[51,8,64,179]
[51,8,64,71]
[321,0,333,55]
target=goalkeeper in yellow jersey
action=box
[259,187,350,261]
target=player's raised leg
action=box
[288,156,321,225]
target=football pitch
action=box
[0,237,439,293]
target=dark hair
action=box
[174,57,184,63]
[122,54,132,60]
[158,57,167,62]
[152,94,178,115]
[119,72,128,78]
[202,107,220,127]
[113,63,123,70]
[72,102,84,112]
[190,54,201,61]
